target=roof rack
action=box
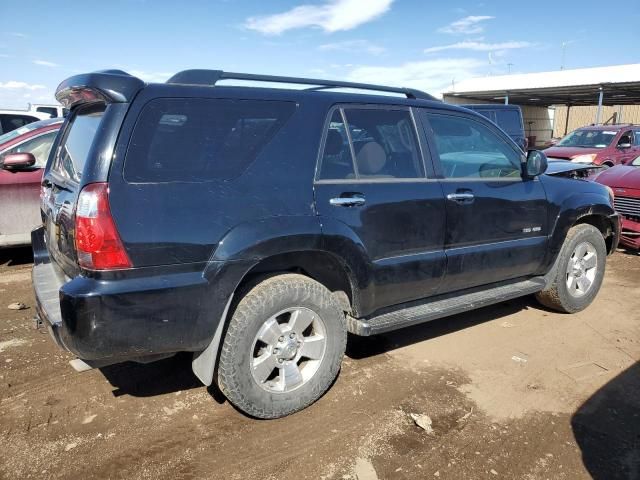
[166,69,437,101]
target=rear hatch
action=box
[41,103,106,277]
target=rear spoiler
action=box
[55,70,145,109]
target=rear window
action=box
[124,98,296,182]
[52,105,105,182]
[495,109,522,132]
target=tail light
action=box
[75,183,132,270]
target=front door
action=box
[421,110,548,294]
[0,131,57,245]
[314,106,446,316]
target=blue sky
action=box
[1,0,639,108]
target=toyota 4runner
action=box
[32,69,620,418]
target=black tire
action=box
[217,274,347,419]
[535,224,607,313]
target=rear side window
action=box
[0,114,39,134]
[125,98,296,182]
[318,107,424,180]
[53,105,105,182]
[495,109,522,133]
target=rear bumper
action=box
[31,226,237,362]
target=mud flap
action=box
[191,295,234,386]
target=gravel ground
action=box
[0,246,638,480]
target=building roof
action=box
[444,64,640,106]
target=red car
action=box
[544,124,640,167]
[0,118,63,247]
[595,156,640,250]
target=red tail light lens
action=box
[75,183,132,270]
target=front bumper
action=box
[31,226,235,362]
[619,216,640,250]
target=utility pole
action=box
[507,63,514,74]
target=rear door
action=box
[421,109,548,293]
[314,105,446,314]
[41,104,105,276]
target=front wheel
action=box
[535,224,607,313]
[217,274,347,419]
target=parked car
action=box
[595,156,640,249]
[544,124,640,167]
[29,103,68,118]
[0,109,50,135]
[461,104,527,151]
[0,118,63,247]
[32,69,620,419]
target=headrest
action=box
[356,142,386,175]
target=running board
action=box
[347,277,546,336]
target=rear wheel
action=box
[217,274,347,418]
[535,224,607,313]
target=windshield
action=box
[0,118,61,146]
[556,129,617,148]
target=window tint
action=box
[318,110,355,180]
[0,131,57,167]
[53,105,104,182]
[1,115,39,134]
[635,131,640,146]
[345,108,423,179]
[125,98,295,182]
[36,107,57,118]
[475,110,496,123]
[618,131,632,146]
[495,109,522,132]
[427,114,522,179]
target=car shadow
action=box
[346,296,536,360]
[571,361,640,480]
[98,296,538,403]
[0,246,33,267]
[99,352,226,403]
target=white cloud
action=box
[33,59,59,67]
[425,41,534,53]
[0,81,53,109]
[318,39,386,55]
[438,15,494,35]
[245,0,394,35]
[345,58,486,97]
[7,32,28,38]
[0,81,46,90]
[127,70,172,83]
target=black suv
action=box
[32,69,620,418]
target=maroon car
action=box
[0,118,63,247]
[544,124,640,167]
[596,156,640,250]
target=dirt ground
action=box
[0,247,638,480]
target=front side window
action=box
[617,131,632,147]
[0,131,58,167]
[318,107,424,180]
[125,98,295,182]
[53,105,105,182]
[427,114,522,179]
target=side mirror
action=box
[524,150,548,178]
[0,152,36,171]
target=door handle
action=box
[446,192,475,202]
[330,195,365,207]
